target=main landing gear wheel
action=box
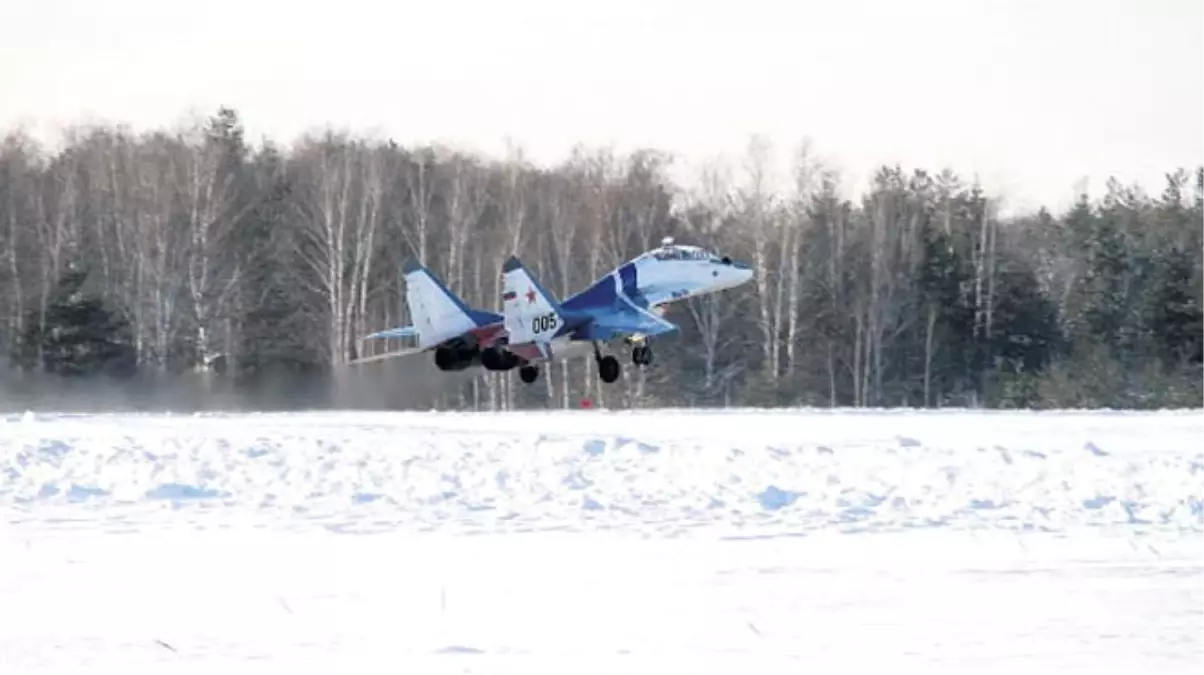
[592,341,621,384]
[597,356,620,383]
[632,344,653,366]
[519,365,539,384]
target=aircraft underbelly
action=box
[517,330,654,367]
[549,337,593,360]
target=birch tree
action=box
[0,133,39,353]
[174,109,253,370]
[290,133,380,366]
[736,135,777,379]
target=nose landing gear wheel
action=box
[632,345,653,366]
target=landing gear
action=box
[594,356,616,382]
[592,341,621,384]
[626,335,654,368]
[598,356,620,383]
[519,365,539,384]
[632,344,653,366]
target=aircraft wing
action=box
[573,302,679,342]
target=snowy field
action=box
[1,407,1201,673]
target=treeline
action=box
[0,108,1200,411]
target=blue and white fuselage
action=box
[498,238,753,382]
[572,244,752,310]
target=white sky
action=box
[1,0,1201,215]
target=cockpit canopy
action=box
[644,236,729,264]
[649,245,717,262]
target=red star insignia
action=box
[526,287,537,304]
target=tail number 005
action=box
[532,312,557,334]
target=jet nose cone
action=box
[730,260,754,284]
[712,260,754,289]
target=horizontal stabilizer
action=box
[346,346,426,366]
[363,326,419,341]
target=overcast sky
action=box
[2,0,1201,215]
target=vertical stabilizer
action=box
[402,257,492,348]
[501,256,565,344]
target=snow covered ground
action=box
[1,408,1201,673]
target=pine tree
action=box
[1148,246,1203,365]
[231,144,324,380]
[1084,217,1130,350]
[988,256,1061,375]
[916,220,974,404]
[18,265,137,377]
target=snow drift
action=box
[2,408,1200,536]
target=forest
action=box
[0,108,1200,411]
